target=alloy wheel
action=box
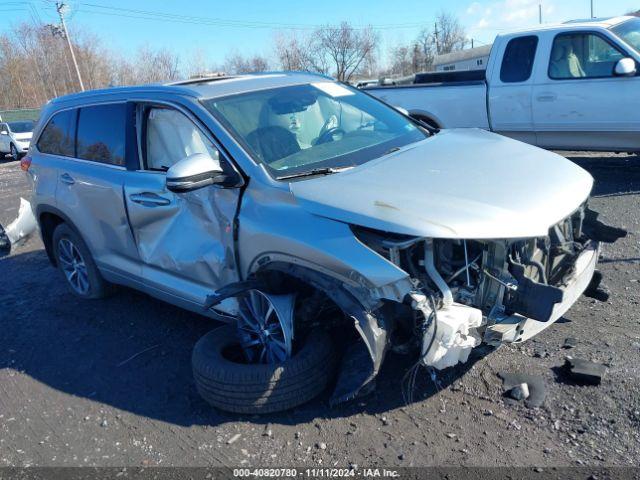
[57,238,90,295]
[236,290,294,364]
[10,145,18,162]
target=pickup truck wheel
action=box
[52,223,113,299]
[192,326,337,414]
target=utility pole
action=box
[55,2,84,91]
[434,21,440,56]
[591,0,594,18]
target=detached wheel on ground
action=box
[52,223,113,299]
[192,325,337,414]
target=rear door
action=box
[487,35,539,145]
[123,101,241,312]
[54,102,141,278]
[532,30,640,150]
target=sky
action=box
[2,0,638,68]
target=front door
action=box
[533,31,640,151]
[123,103,241,312]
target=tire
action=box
[52,223,113,299]
[192,326,337,414]
[9,144,18,162]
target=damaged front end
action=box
[352,204,626,373]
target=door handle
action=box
[129,192,171,207]
[536,93,557,102]
[60,173,75,185]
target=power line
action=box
[70,1,431,30]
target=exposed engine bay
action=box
[352,203,626,371]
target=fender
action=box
[207,262,393,405]
[407,109,443,129]
[35,204,86,266]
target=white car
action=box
[366,16,640,153]
[0,120,35,161]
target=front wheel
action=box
[192,325,337,414]
[9,144,19,162]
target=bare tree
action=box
[434,11,467,55]
[388,45,412,76]
[133,46,181,83]
[415,29,435,71]
[315,23,378,82]
[223,52,271,74]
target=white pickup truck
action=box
[367,16,640,152]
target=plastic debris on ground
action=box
[498,372,547,408]
[563,357,606,385]
[4,198,37,245]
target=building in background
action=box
[433,44,492,72]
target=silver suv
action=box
[26,73,624,413]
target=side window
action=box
[36,110,76,156]
[144,107,220,171]
[500,35,539,83]
[549,33,624,79]
[76,103,126,166]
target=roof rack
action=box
[166,74,235,86]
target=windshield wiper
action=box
[277,166,354,181]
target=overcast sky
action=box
[2,0,638,67]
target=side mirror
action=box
[394,106,410,116]
[166,152,224,193]
[614,57,636,77]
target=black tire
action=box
[52,223,113,299]
[9,144,19,162]
[192,326,337,414]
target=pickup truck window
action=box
[500,36,538,83]
[203,83,426,180]
[549,33,624,80]
[612,18,640,55]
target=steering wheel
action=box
[315,127,345,145]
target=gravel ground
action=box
[0,152,638,468]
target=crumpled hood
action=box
[290,129,593,239]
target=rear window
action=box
[76,104,126,166]
[500,35,539,83]
[37,110,76,156]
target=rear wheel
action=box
[52,223,113,299]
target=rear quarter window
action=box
[500,35,539,83]
[36,109,76,156]
[76,103,126,166]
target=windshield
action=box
[612,18,640,54]
[203,82,427,179]
[8,121,34,133]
